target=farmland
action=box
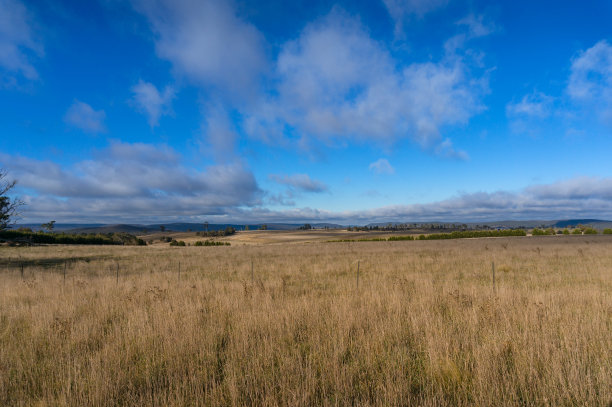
[1,233,611,405]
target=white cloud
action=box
[0,142,261,222]
[132,0,266,102]
[368,158,395,175]
[0,0,43,84]
[245,10,486,156]
[132,4,487,159]
[130,80,174,127]
[269,174,328,193]
[64,100,106,134]
[567,40,612,123]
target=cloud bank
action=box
[4,145,612,224]
[1,142,261,223]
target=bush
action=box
[562,229,570,235]
[583,228,598,235]
[572,229,582,235]
[169,240,186,246]
[603,228,612,234]
[532,228,554,236]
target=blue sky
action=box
[2,0,612,224]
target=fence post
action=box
[63,261,67,284]
[178,261,181,281]
[251,260,254,285]
[116,262,119,284]
[20,263,24,280]
[356,260,360,289]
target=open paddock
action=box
[1,235,611,405]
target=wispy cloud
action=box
[382,0,449,36]
[0,0,43,85]
[456,14,498,39]
[130,80,174,127]
[369,158,395,175]
[269,174,328,193]
[506,91,554,119]
[567,40,612,124]
[64,100,106,134]
[200,104,238,161]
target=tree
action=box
[160,225,166,232]
[41,220,56,232]
[1,169,24,231]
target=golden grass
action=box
[1,235,611,406]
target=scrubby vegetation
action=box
[194,240,231,246]
[196,227,236,238]
[329,229,526,243]
[0,229,145,245]
[532,228,556,236]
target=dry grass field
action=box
[1,234,611,406]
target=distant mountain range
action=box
[14,219,612,234]
[16,222,344,233]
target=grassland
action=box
[1,234,611,405]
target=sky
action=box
[1,0,612,225]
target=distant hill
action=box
[367,219,612,230]
[66,224,155,234]
[14,222,344,234]
[552,219,612,228]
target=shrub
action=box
[562,229,570,235]
[572,229,582,235]
[603,228,612,234]
[583,228,598,235]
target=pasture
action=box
[1,234,611,405]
